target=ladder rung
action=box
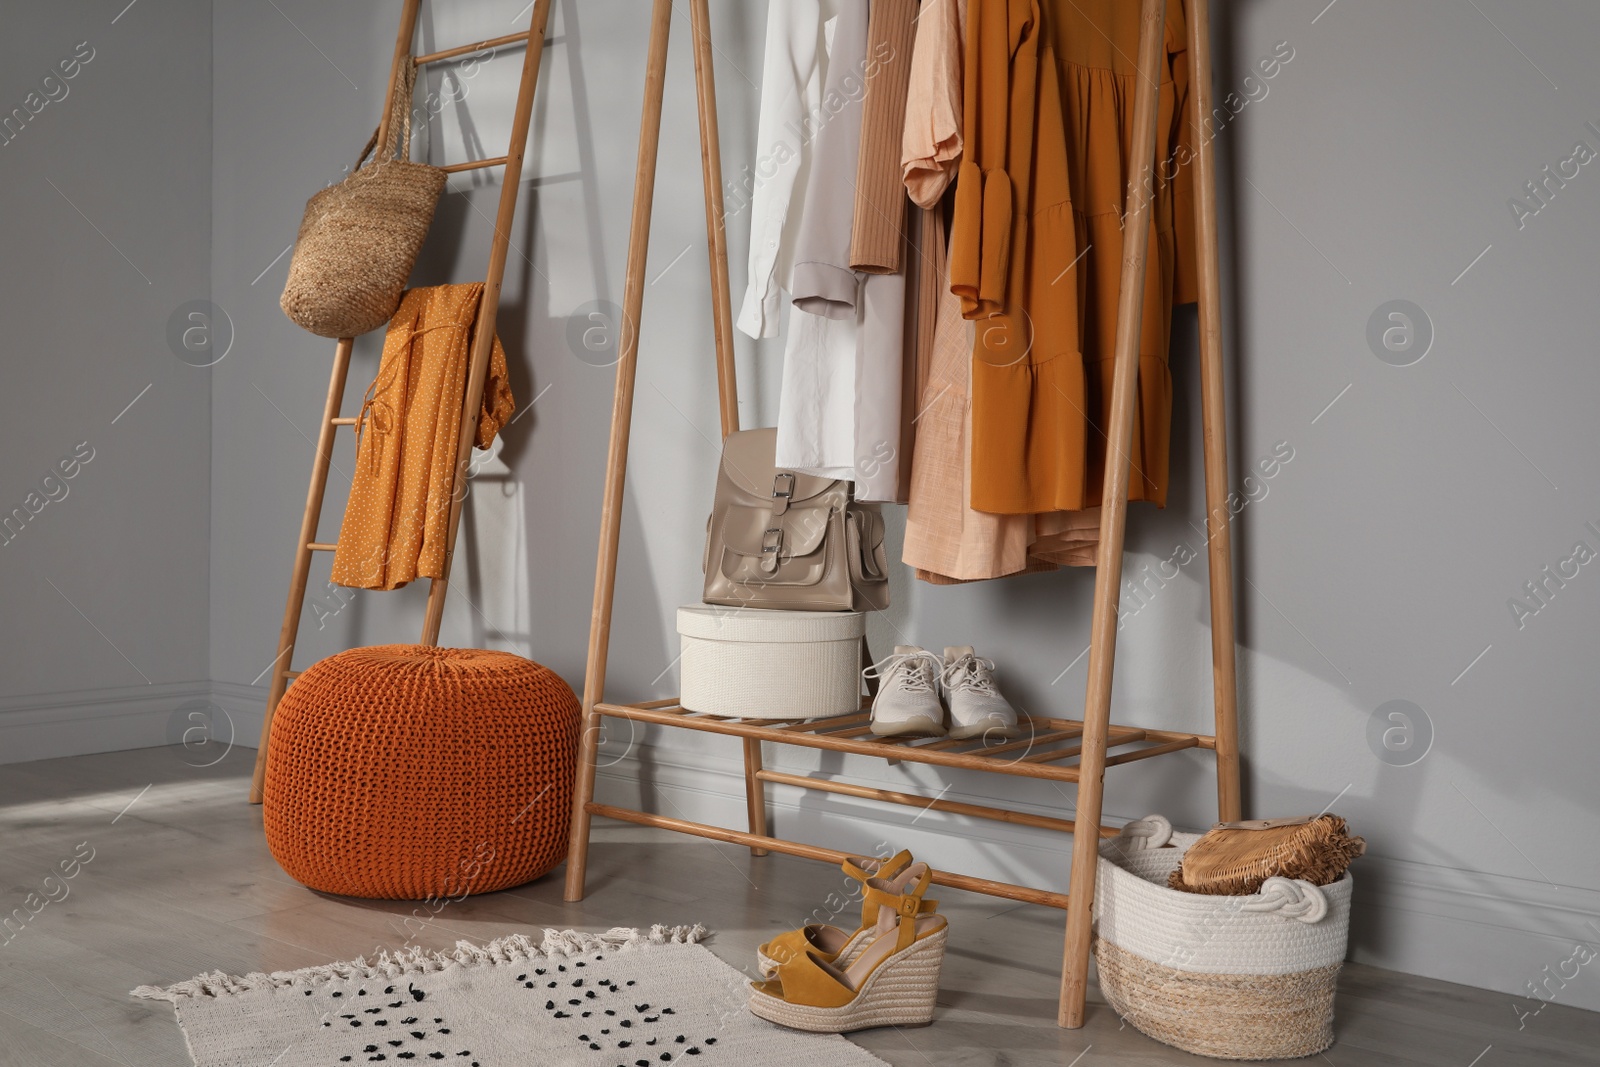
[307,542,338,552]
[441,155,509,174]
[281,670,300,681]
[416,30,530,66]
[330,417,359,426]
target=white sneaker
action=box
[942,646,1020,740]
[866,646,947,736]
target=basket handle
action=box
[1241,876,1329,924]
[1114,814,1173,850]
[355,58,419,170]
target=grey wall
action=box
[0,0,1591,1014]
[207,0,1600,1010]
[0,1,213,760]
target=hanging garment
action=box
[854,270,907,501]
[896,205,937,500]
[900,0,1096,579]
[951,0,1086,515]
[849,0,921,498]
[953,0,1196,515]
[778,0,867,482]
[779,0,905,502]
[736,0,838,340]
[903,209,1098,582]
[1052,0,1198,508]
[901,0,967,209]
[330,284,514,591]
[1031,509,1100,567]
[776,309,856,481]
[914,495,1101,581]
[849,0,919,275]
[789,0,869,323]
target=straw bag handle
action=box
[354,58,419,170]
[1240,876,1329,924]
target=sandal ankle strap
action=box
[861,865,939,952]
[861,881,939,919]
[840,849,913,884]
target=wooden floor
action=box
[0,746,1593,1067]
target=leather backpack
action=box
[703,428,889,612]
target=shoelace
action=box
[863,650,944,694]
[943,653,1000,696]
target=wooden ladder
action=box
[247,0,555,803]
[561,0,1242,1030]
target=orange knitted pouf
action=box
[263,645,581,900]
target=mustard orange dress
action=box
[951,0,1196,515]
[330,284,515,591]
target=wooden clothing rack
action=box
[563,0,1242,1029]
[247,0,556,803]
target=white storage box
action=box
[676,605,864,720]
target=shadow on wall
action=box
[380,0,674,686]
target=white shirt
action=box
[736,0,838,339]
[744,0,903,502]
[776,308,857,480]
[773,0,867,483]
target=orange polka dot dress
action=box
[330,284,514,591]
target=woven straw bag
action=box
[280,59,446,338]
[1094,816,1352,1060]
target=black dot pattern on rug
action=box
[516,954,724,1063]
[313,981,472,1066]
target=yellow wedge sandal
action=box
[755,850,938,977]
[748,868,949,1032]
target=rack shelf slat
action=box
[594,699,1212,785]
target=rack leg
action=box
[249,337,355,804]
[687,0,739,438]
[742,739,770,856]
[1186,0,1243,823]
[564,0,675,903]
[1059,0,1168,1028]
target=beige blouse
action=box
[901,0,967,210]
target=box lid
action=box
[677,604,865,643]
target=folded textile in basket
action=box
[1167,814,1366,896]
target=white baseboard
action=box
[0,680,215,764]
[0,679,270,765]
[592,740,1600,1013]
[211,679,268,752]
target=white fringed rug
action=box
[132,926,887,1067]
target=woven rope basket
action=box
[1094,816,1352,1060]
[280,60,446,339]
[263,645,581,900]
